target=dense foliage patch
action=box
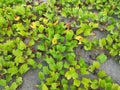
[0,0,120,90]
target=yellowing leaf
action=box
[74,36,83,44]
[75,36,83,40]
[53,20,58,26]
[30,22,36,29]
[64,29,69,33]
[43,18,48,24]
[14,16,20,21]
[42,84,48,90]
[52,37,58,45]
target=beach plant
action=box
[0,0,120,90]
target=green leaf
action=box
[0,63,2,70]
[28,39,35,46]
[19,64,30,74]
[36,52,42,58]
[49,63,56,71]
[18,40,26,50]
[61,11,67,17]
[39,25,45,33]
[65,71,72,80]
[76,28,83,35]
[81,78,91,86]
[105,83,112,90]
[56,53,64,61]
[15,6,25,16]
[99,79,106,88]
[37,43,45,51]
[26,48,32,55]
[0,16,6,27]
[27,59,36,68]
[64,62,70,69]
[7,67,18,76]
[105,76,113,83]
[12,49,22,57]
[42,84,48,90]
[70,85,76,90]
[90,80,98,89]
[72,72,78,80]
[96,53,107,63]
[51,83,59,89]
[84,42,93,50]
[18,31,28,36]
[92,23,99,28]
[110,49,118,56]
[56,62,63,71]
[66,30,74,41]
[10,82,18,90]
[61,78,68,85]
[37,63,42,69]
[53,72,60,81]
[0,79,6,86]
[112,84,119,90]
[6,74,12,82]
[84,28,92,36]
[79,58,87,68]
[93,61,100,69]
[60,70,65,75]
[16,77,23,85]
[43,66,50,75]
[73,79,81,87]
[65,53,75,63]
[44,56,54,65]
[56,44,66,52]
[80,68,89,75]
[14,56,25,65]
[63,84,68,90]
[106,25,114,31]
[48,49,60,60]
[38,72,45,80]
[106,35,113,45]
[65,67,78,80]
[98,70,107,78]
[99,38,106,48]
[65,40,77,52]
[44,13,54,20]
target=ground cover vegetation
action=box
[0,0,120,90]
